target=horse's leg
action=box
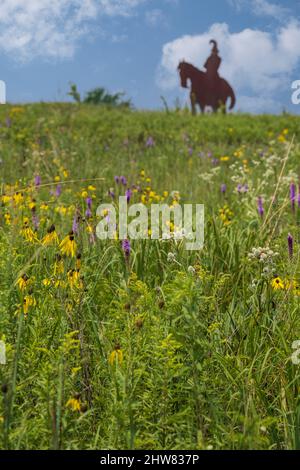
[191,92,196,115]
[197,97,204,114]
[220,99,226,114]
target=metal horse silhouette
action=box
[178,40,236,114]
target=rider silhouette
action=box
[204,40,221,91]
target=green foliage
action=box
[67,82,132,108]
[83,87,131,108]
[67,83,81,103]
[0,104,300,449]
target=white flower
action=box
[187,266,195,275]
[173,230,184,240]
[167,252,176,262]
[161,233,171,240]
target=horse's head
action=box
[178,61,188,88]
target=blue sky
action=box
[1,0,300,113]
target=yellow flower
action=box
[60,232,77,257]
[42,224,59,246]
[284,279,297,291]
[88,185,96,191]
[28,200,36,211]
[76,253,82,270]
[2,194,11,205]
[17,274,30,291]
[42,278,51,287]
[55,206,67,216]
[271,277,284,290]
[23,295,36,316]
[278,134,286,143]
[66,397,81,412]
[4,213,11,225]
[20,226,38,243]
[54,254,64,275]
[67,269,83,289]
[219,205,233,226]
[220,156,230,162]
[40,203,49,212]
[101,208,109,217]
[54,279,66,288]
[109,345,123,365]
[13,192,24,205]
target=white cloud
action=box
[157,22,300,112]
[0,0,147,60]
[145,9,166,27]
[228,0,290,20]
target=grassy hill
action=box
[1,104,300,449]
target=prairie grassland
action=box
[1,104,300,449]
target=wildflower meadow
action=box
[1,103,300,450]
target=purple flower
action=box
[86,197,92,209]
[55,184,62,197]
[257,197,264,218]
[72,215,79,235]
[34,175,41,187]
[221,184,227,194]
[120,176,127,186]
[108,188,115,199]
[125,189,132,203]
[237,184,248,194]
[288,233,294,259]
[122,239,131,259]
[114,176,120,184]
[290,182,296,212]
[85,197,93,219]
[85,208,92,218]
[188,147,193,156]
[146,136,155,148]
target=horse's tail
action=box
[228,85,236,110]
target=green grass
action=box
[1,103,300,449]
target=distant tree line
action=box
[67,82,132,108]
